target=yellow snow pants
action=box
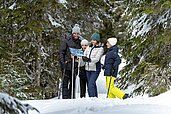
[106,76,125,99]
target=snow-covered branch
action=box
[0,93,39,114]
[129,9,171,37]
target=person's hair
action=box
[103,42,108,55]
[89,41,100,47]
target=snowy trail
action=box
[25,70,171,114]
[27,91,171,114]
[43,104,171,114]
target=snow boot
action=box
[123,93,130,99]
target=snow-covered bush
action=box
[0,93,39,114]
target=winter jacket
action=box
[79,49,86,67]
[79,49,86,79]
[59,36,81,71]
[84,45,104,71]
[104,45,121,77]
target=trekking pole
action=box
[76,57,81,77]
[107,76,112,98]
[71,57,75,99]
[58,68,65,99]
[76,57,81,97]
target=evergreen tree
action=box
[0,0,61,99]
[118,0,171,96]
[0,0,170,99]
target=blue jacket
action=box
[104,45,121,77]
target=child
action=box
[79,39,89,98]
[103,37,129,99]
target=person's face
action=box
[72,32,80,39]
[106,41,112,48]
[91,39,97,46]
[81,44,88,50]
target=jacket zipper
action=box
[88,46,95,71]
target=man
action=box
[59,24,82,99]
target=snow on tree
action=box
[1,0,171,99]
[118,0,171,96]
[0,93,39,114]
[129,9,171,37]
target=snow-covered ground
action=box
[26,90,171,114]
[27,71,171,114]
[25,58,171,114]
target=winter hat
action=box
[72,24,81,34]
[81,39,89,46]
[107,37,117,46]
[91,32,100,42]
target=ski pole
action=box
[58,68,65,99]
[76,57,81,77]
[71,57,75,99]
[107,76,112,98]
[76,57,81,97]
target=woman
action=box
[103,37,129,99]
[82,32,104,97]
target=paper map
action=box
[69,48,84,57]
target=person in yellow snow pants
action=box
[103,37,129,99]
[106,76,125,99]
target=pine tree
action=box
[1,0,170,99]
[0,0,62,99]
[118,0,171,96]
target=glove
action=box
[61,62,67,69]
[101,65,105,70]
[111,68,115,73]
[82,56,91,62]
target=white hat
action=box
[107,38,117,46]
[81,39,89,46]
[72,24,81,34]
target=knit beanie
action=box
[81,39,89,46]
[72,24,81,34]
[107,37,117,46]
[91,32,100,42]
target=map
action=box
[69,48,84,57]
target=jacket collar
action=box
[108,45,118,52]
